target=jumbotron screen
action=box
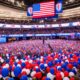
[32,1,55,18]
[27,0,63,18]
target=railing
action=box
[0,21,80,29]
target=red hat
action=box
[70,77,75,80]
[26,64,31,69]
[42,76,46,80]
[68,64,73,69]
[47,56,53,61]
[46,67,50,73]
[21,71,27,76]
[56,72,62,80]
[18,61,22,65]
[64,71,69,77]
[35,72,42,79]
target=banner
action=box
[27,7,33,16]
[56,0,63,13]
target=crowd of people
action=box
[0,40,80,80]
[0,16,80,24]
[0,27,80,34]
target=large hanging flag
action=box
[32,1,55,18]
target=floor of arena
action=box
[0,40,80,80]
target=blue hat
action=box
[14,66,22,77]
[8,78,14,80]
[70,54,73,58]
[73,62,78,68]
[14,62,17,66]
[59,49,62,54]
[61,63,67,69]
[23,58,26,60]
[71,69,76,74]
[37,61,40,65]
[9,65,12,71]
[21,63,26,68]
[78,61,80,64]
[66,67,71,72]
[48,61,53,67]
[44,57,47,61]
[40,64,45,70]
[51,54,54,57]
[50,68,54,74]
[2,68,9,77]
[46,77,51,80]
[20,75,28,80]
[36,68,40,72]
[6,59,9,63]
[58,67,62,71]
[76,53,79,56]
[57,59,61,63]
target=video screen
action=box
[0,37,6,43]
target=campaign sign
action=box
[27,7,33,16]
[56,0,63,13]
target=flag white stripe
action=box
[33,13,55,16]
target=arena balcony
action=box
[0,0,80,11]
[0,4,31,21]
[63,0,80,9]
[0,26,80,34]
[0,0,26,11]
[0,16,80,25]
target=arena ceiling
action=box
[1,0,80,9]
[0,0,80,21]
[23,0,80,10]
[23,0,79,5]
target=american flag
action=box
[33,1,55,18]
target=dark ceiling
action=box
[0,0,80,11]
[23,0,58,5]
[23,0,80,9]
